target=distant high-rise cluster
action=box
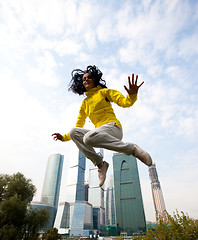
[32,150,166,237]
[149,163,166,221]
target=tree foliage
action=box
[24,207,49,240]
[0,172,36,202]
[0,172,49,240]
[135,210,198,240]
[42,228,61,240]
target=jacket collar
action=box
[85,85,102,97]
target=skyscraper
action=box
[88,156,105,235]
[66,150,86,203]
[54,150,93,236]
[113,153,146,235]
[104,174,116,226]
[41,153,64,209]
[69,151,93,236]
[35,153,64,229]
[148,163,166,221]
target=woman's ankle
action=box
[97,161,104,169]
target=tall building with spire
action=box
[148,163,166,221]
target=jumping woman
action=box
[52,65,152,187]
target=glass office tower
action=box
[66,150,86,202]
[41,153,64,209]
[113,153,146,235]
[149,163,166,221]
[104,174,116,226]
[69,150,94,236]
[88,150,105,236]
[54,150,93,236]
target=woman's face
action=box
[82,72,95,91]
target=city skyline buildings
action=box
[54,149,108,236]
[113,153,146,235]
[149,163,166,221]
[35,149,167,236]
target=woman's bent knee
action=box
[83,131,98,146]
[69,127,78,139]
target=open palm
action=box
[124,73,144,95]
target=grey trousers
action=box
[69,122,134,166]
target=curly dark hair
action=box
[68,65,107,95]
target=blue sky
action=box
[0,0,198,222]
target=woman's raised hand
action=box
[52,133,63,141]
[124,73,144,95]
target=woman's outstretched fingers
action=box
[125,73,144,95]
[135,74,138,85]
[128,76,131,88]
[52,133,63,141]
[132,73,134,85]
[138,80,144,88]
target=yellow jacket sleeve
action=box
[62,132,71,141]
[61,101,87,142]
[75,101,87,128]
[105,89,137,107]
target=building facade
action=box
[113,153,146,235]
[41,154,64,209]
[148,163,166,221]
[39,153,64,227]
[104,174,116,226]
[53,202,74,234]
[54,150,93,236]
[88,158,105,235]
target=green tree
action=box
[135,210,198,240]
[0,172,49,240]
[24,207,49,240]
[42,228,61,240]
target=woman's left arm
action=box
[106,73,143,108]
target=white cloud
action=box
[165,65,189,86]
[54,38,82,56]
[84,31,97,49]
[179,32,198,59]
[176,109,198,138]
[116,0,196,68]
[26,51,60,86]
[146,64,163,77]
[74,52,95,64]
[97,18,116,43]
